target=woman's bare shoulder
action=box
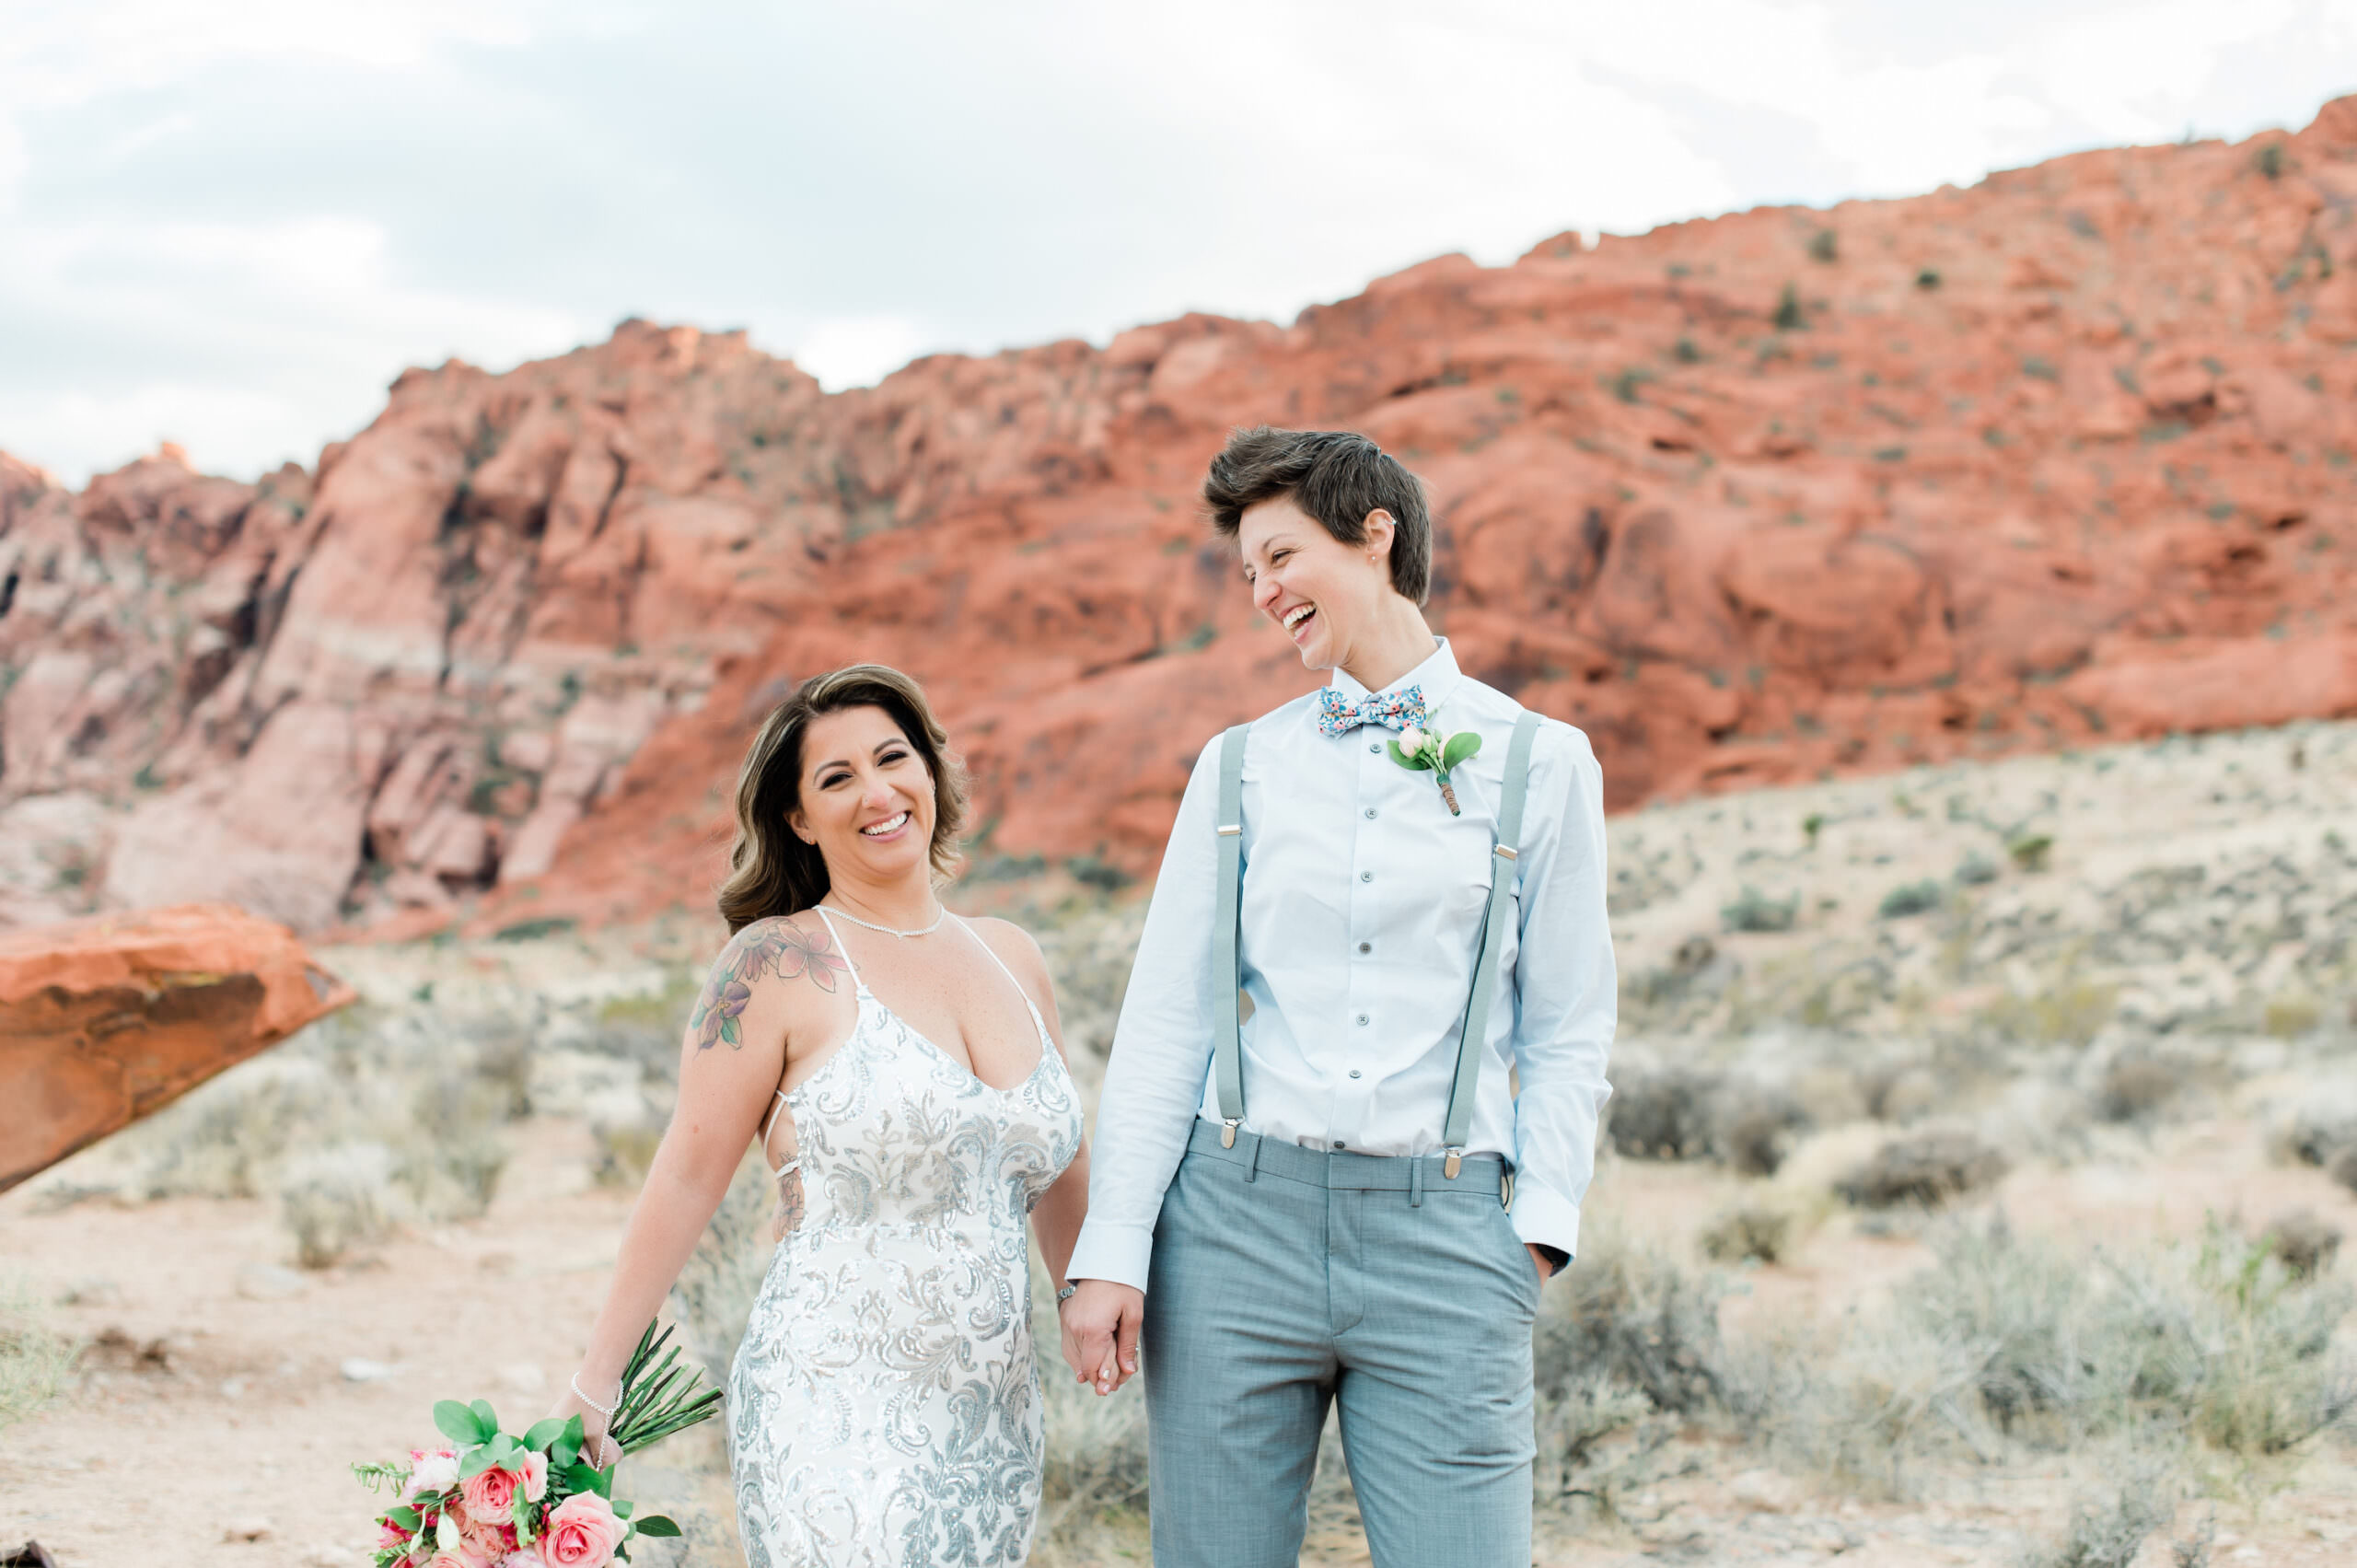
[683,911,855,1053]
[964,915,1053,992]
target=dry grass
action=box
[1724,1215,2357,1499]
[1835,1128,2009,1209]
[0,1273,76,1435]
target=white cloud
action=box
[2,0,2353,485]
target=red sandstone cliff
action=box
[6,104,2357,935]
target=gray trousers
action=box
[1142,1120,1538,1567]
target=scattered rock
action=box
[1,1543,60,1568]
[339,1357,399,1383]
[236,1262,311,1301]
[1836,1130,2009,1209]
[221,1518,272,1543]
[83,1325,173,1374]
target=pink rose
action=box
[460,1516,517,1562]
[520,1451,549,1502]
[499,1551,546,1568]
[540,1492,626,1568]
[423,1554,482,1568]
[462,1464,524,1521]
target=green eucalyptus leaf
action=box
[459,1446,498,1480]
[634,1516,684,1538]
[434,1400,487,1445]
[388,1505,421,1531]
[1441,730,1483,770]
[524,1418,569,1451]
[614,1499,635,1518]
[563,1462,605,1494]
[470,1399,500,1434]
[1386,738,1433,771]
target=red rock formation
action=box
[5,104,2357,934]
[0,903,355,1191]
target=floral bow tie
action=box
[1316,684,1429,739]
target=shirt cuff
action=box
[1509,1176,1582,1263]
[1066,1219,1155,1294]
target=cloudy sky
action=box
[5,0,2354,485]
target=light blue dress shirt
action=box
[1067,638,1617,1292]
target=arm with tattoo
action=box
[688,916,850,1051]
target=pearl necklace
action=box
[820,900,948,938]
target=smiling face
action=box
[1238,495,1399,673]
[788,704,936,883]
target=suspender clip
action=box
[1221,1118,1241,1149]
[1443,1146,1464,1179]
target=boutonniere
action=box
[1387,725,1482,815]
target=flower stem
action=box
[1437,776,1461,816]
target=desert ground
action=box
[6,718,2357,1566]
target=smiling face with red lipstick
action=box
[1212,428,1441,696]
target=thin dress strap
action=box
[955,917,1049,1041]
[762,1089,794,1159]
[811,906,868,994]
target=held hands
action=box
[1059,1280,1144,1397]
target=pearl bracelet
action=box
[571,1372,620,1420]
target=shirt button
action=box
[1355,1013,1370,1026]
[1332,1140,1346,1150]
[1364,807,1377,819]
[1349,1069,1363,1079]
[1357,941,1371,955]
[1368,741,1381,753]
[1360,870,1373,883]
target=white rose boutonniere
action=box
[1387,726,1482,815]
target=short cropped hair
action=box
[1201,426,1433,604]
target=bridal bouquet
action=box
[354,1323,721,1567]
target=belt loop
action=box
[1409,1156,1425,1208]
[1242,1130,1262,1183]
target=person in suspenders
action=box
[1059,427,1617,1566]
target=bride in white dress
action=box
[552,665,1104,1566]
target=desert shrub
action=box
[2267,1209,2341,1282]
[1700,1203,1793,1265]
[1836,1129,2008,1209]
[1806,228,1839,263]
[2009,834,2055,872]
[1604,1065,1719,1161]
[1720,1095,1808,1178]
[1773,283,1805,330]
[1536,1230,1725,1415]
[1729,1217,2357,1496]
[1955,853,2001,887]
[2270,1086,2357,1167]
[1861,1061,1942,1122]
[2096,1051,2184,1123]
[1034,1334,1151,1565]
[2330,1146,2357,1196]
[2025,1458,2179,1568]
[0,1274,75,1434]
[57,1001,532,1265]
[278,1143,397,1269]
[2263,993,2322,1040]
[1877,880,1945,920]
[1722,886,1798,934]
[1979,979,2118,1046]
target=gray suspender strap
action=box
[1440,710,1541,1178]
[1212,723,1250,1146]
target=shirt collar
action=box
[1327,636,1462,712]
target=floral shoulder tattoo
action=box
[689,916,850,1051]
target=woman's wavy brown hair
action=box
[716,664,970,935]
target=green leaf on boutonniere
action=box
[1386,738,1433,771]
[1441,731,1483,771]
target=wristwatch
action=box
[1055,1283,1079,1307]
[1533,1244,1570,1273]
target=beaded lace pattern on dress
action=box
[728,912,1083,1567]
